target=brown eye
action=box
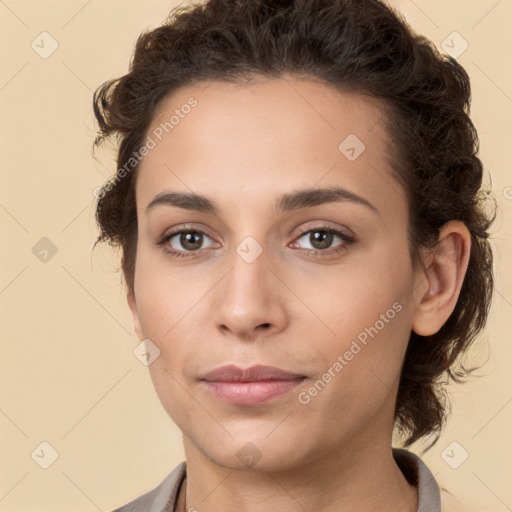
[308,230,335,250]
[156,228,219,258]
[177,231,204,251]
[290,226,356,259]
[294,228,351,251]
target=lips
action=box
[202,364,305,382]
[200,364,306,405]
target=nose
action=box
[211,245,289,341]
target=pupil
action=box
[182,232,202,250]
[312,231,332,249]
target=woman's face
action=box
[128,76,427,471]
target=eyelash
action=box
[155,225,355,260]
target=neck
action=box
[180,428,418,512]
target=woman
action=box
[93,0,495,510]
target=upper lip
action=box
[201,364,305,382]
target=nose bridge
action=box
[212,235,288,337]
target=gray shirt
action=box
[112,448,441,512]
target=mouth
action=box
[200,364,307,406]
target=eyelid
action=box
[293,221,353,238]
[157,223,218,242]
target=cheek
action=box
[314,249,412,343]
[325,302,410,389]
[302,308,412,443]
[134,275,198,423]
[133,249,199,337]
[311,250,414,403]
[132,255,205,374]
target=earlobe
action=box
[412,221,471,336]
[127,289,144,341]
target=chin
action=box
[191,430,309,473]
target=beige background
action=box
[0,0,510,510]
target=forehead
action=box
[136,76,406,217]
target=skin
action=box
[126,75,471,512]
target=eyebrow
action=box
[145,186,379,215]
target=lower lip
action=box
[201,378,305,405]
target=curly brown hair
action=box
[92,0,495,449]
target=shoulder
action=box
[392,448,441,512]
[110,461,186,512]
[392,448,465,511]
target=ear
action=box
[412,220,471,336]
[127,288,144,341]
